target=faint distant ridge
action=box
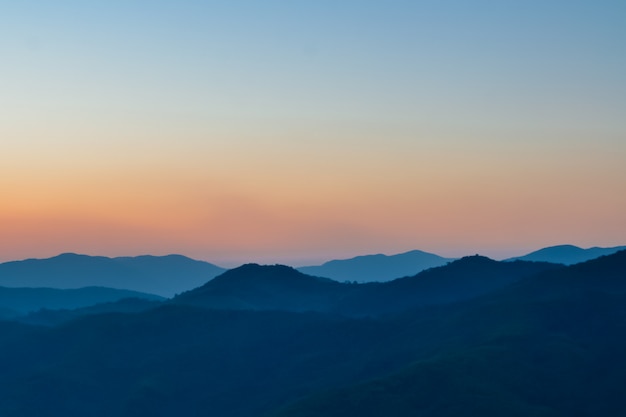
[504,244,626,265]
[0,253,226,297]
[0,286,163,318]
[297,249,455,283]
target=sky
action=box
[1,0,625,266]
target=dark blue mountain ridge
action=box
[504,244,626,265]
[297,249,455,283]
[503,249,626,299]
[173,263,352,312]
[334,255,564,315]
[0,253,226,297]
[173,257,563,316]
[0,251,624,417]
[268,250,626,417]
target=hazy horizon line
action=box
[2,243,624,269]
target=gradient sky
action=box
[1,0,625,266]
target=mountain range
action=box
[298,245,626,283]
[297,249,455,282]
[0,250,624,416]
[504,244,626,265]
[271,250,626,417]
[0,253,225,297]
[0,245,621,297]
[173,257,561,316]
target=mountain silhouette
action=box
[0,253,226,297]
[0,251,623,417]
[269,250,626,417]
[173,263,354,312]
[335,255,563,315]
[504,244,626,265]
[174,257,562,316]
[297,250,454,283]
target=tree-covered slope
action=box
[271,251,626,417]
[0,251,622,417]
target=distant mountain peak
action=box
[297,249,455,283]
[57,252,82,257]
[0,254,226,297]
[206,263,322,287]
[528,244,584,253]
[221,263,302,275]
[54,252,99,260]
[505,244,626,265]
[173,263,344,312]
[454,255,497,264]
[235,263,295,270]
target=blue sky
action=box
[1,1,625,264]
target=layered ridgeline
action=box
[0,246,619,301]
[271,250,626,417]
[12,257,561,325]
[0,251,624,416]
[297,250,455,282]
[0,286,163,320]
[297,245,625,282]
[173,257,561,316]
[505,244,626,265]
[173,264,350,312]
[0,253,226,297]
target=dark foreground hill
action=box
[0,253,226,297]
[297,249,454,282]
[271,251,626,417]
[333,256,562,315]
[0,251,623,417]
[173,263,352,312]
